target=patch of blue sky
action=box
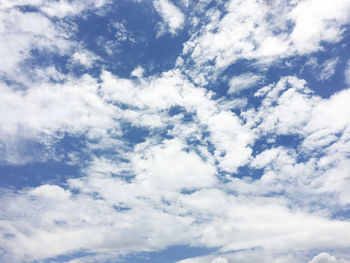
[331,207,350,221]
[233,165,264,180]
[73,1,189,78]
[121,245,216,263]
[0,136,85,189]
[41,251,96,263]
[123,123,150,144]
[254,134,303,152]
[40,246,216,263]
[24,49,72,78]
[0,161,80,189]
[15,4,40,13]
[297,38,350,98]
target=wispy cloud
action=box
[228,73,264,94]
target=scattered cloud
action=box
[0,0,350,262]
[71,50,99,68]
[319,57,339,81]
[301,57,339,81]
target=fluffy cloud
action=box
[180,0,350,85]
[0,74,118,164]
[0,8,71,76]
[308,253,338,263]
[289,0,350,54]
[153,0,185,36]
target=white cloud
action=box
[211,257,228,263]
[177,250,350,263]
[301,57,339,81]
[153,0,185,36]
[0,1,350,262]
[111,21,136,43]
[131,138,217,191]
[0,73,349,261]
[71,50,98,68]
[319,57,339,81]
[345,59,350,86]
[0,8,72,76]
[40,0,108,18]
[289,0,350,54]
[2,172,350,262]
[228,73,264,94]
[130,65,145,78]
[308,253,338,263]
[180,0,350,85]
[0,74,118,164]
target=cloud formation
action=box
[0,0,350,263]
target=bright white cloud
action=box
[131,138,217,191]
[0,8,71,76]
[211,257,228,263]
[308,253,338,263]
[289,0,350,54]
[153,0,185,36]
[130,65,145,78]
[181,0,350,85]
[0,74,118,164]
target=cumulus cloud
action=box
[180,0,350,85]
[308,253,338,263]
[153,0,185,36]
[130,65,145,78]
[0,74,118,164]
[289,0,350,54]
[1,0,350,262]
[0,8,72,76]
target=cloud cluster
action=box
[0,0,350,262]
[181,0,350,85]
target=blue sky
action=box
[0,0,350,262]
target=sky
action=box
[0,0,350,262]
